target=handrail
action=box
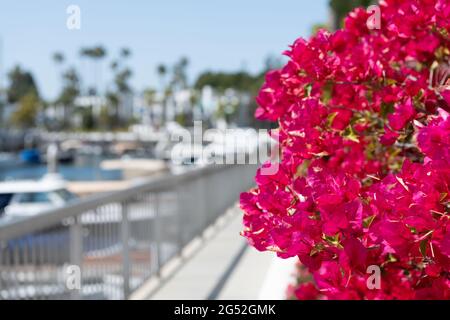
[0,163,234,241]
[0,162,257,300]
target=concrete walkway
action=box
[131,206,285,300]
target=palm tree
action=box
[51,52,66,126]
[120,47,131,59]
[110,60,119,71]
[108,48,133,128]
[80,46,107,95]
[106,91,120,128]
[171,57,190,124]
[57,67,80,129]
[115,48,132,95]
[157,64,167,89]
[143,88,157,125]
[156,64,168,125]
[172,57,189,90]
[52,52,65,65]
[52,52,65,94]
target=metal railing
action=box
[0,163,257,300]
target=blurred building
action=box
[36,87,253,131]
[0,101,15,126]
[74,95,107,117]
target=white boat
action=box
[0,174,77,218]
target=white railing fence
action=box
[0,164,257,300]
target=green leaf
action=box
[295,160,310,178]
[322,233,342,248]
[380,102,394,118]
[419,239,428,258]
[385,78,397,85]
[343,125,360,143]
[363,215,376,228]
[304,83,313,97]
[287,208,296,216]
[327,112,338,127]
[310,243,325,256]
[387,253,397,263]
[308,211,321,220]
[321,82,333,104]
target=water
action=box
[0,154,122,181]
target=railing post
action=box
[0,241,3,294]
[154,193,162,277]
[176,186,184,256]
[121,201,131,299]
[69,216,83,300]
[197,178,208,237]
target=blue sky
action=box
[0,1,328,99]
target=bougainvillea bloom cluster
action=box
[240,0,450,299]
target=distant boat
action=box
[0,174,77,218]
[19,149,41,164]
[20,148,76,165]
[42,149,76,164]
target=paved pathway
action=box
[134,206,279,300]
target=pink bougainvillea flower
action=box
[388,98,416,131]
[380,125,399,146]
[241,0,450,300]
[294,283,321,300]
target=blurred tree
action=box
[106,91,120,128]
[0,93,4,125]
[7,65,39,104]
[10,91,40,129]
[171,57,189,90]
[143,87,157,125]
[263,55,284,72]
[156,64,167,88]
[194,71,258,92]
[120,47,131,59]
[57,67,81,128]
[156,64,168,125]
[52,52,65,65]
[98,105,112,130]
[329,0,373,30]
[80,45,107,95]
[51,51,66,128]
[58,68,80,106]
[114,68,133,94]
[87,87,98,96]
[311,23,330,35]
[143,87,157,105]
[189,90,200,122]
[110,60,119,71]
[109,47,133,128]
[193,55,282,128]
[79,106,94,130]
[171,57,191,125]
